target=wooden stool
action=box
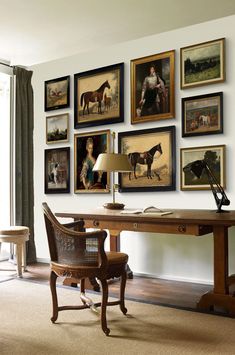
[0,226,29,277]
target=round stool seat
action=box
[0,226,29,278]
[0,226,29,236]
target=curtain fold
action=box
[14,66,36,263]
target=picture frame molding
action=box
[74,63,124,129]
[44,146,70,194]
[74,129,111,193]
[118,125,176,192]
[44,75,70,112]
[131,49,175,124]
[180,38,225,89]
[180,144,226,191]
[181,91,223,137]
[46,113,69,144]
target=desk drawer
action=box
[84,219,212,236]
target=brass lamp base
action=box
[103,202,125,210]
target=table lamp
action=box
[93,133,132,210]
[183,159,230,213]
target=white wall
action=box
[31,15,235,284]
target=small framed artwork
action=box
[131,50,175,124]
[180,38,225,89]
[180,145,225,191]
[74,63,124,129]
[74,130,110,193]
[118,126,176,192]
[44,76,70,111]
[182,92,223,137]
[45,147,70,194]
[46,113,69,144]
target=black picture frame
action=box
[44,76,70,111]
[74,63,124,129]
[44,147,70,194]
[182,92,223,137]
[118,126,176,192]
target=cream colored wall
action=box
[31,15,235,284]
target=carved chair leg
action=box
[120,271,127,315]
[100,279,110,336]
[80,278,86,305]
[50,271,58,323]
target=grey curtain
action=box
[14,67,36,263]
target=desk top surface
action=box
[56,208,235,226]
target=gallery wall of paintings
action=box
[43,37,227,198]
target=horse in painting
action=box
[80,80,110,115]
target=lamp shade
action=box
[93,153,132,172]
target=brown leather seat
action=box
[42,202,129,336]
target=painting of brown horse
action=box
[80,80,110,115]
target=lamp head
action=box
[93,153,132,173]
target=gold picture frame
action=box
[180,144,226,191]
[74,129,110,193]
[180,38,225,89]
[131,50,175,124]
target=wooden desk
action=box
[56,208,235,315]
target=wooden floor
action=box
[2,262,213,310]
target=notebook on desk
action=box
[121,206,172,216]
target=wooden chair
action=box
[42,202,129,335]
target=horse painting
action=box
[80,80,110,115]
[128,143,162,180]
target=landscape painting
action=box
[46,113,69,144]
[180,38,225,89]
[118,126,176,192]
[44,76,70,111]
[180,145,225,191]
[182,92,223,137]
[74,63,124,128]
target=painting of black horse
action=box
[128,143,162,180]
[80,80,110,115]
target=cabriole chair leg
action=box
[120,271,128,315]
[50,271,58,323]
[100,279,110,336]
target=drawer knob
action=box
[93,220,99,227]
[178,224,186,233]
[133,223,138,229]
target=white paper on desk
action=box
[121,209,172,216]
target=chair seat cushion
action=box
[106,251,128,265]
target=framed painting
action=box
[74,63,124,129]
[180,145,225,191]
[74,130,110,193]
[131,50,175,124]
[46,113,69,144]
[182,92,223,137]
[44,147,70,194]
[118,126,176,192]
[44,76,70,111]
[180,38,225,89]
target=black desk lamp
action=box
[183,159,230,213]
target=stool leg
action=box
[22,242,27,272]
[16,243,23,278]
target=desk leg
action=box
[197,226,235,315]
[109,230,133,279]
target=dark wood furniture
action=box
[43,203,129,335]
[56,208,235,315]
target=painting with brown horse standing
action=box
[81,80,110,115]
[74,63,124,129]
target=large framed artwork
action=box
[182,92,223,137]
[44,76,70,111]
[46,113,69,144]
[131,50,175,124]
[74,130,110,193]
[180,145,225,191]
[180,38,225,89]
[74,63,124,129]
[118,126,176,192]
[44,147,70,194]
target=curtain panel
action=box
[14,67,36,263]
